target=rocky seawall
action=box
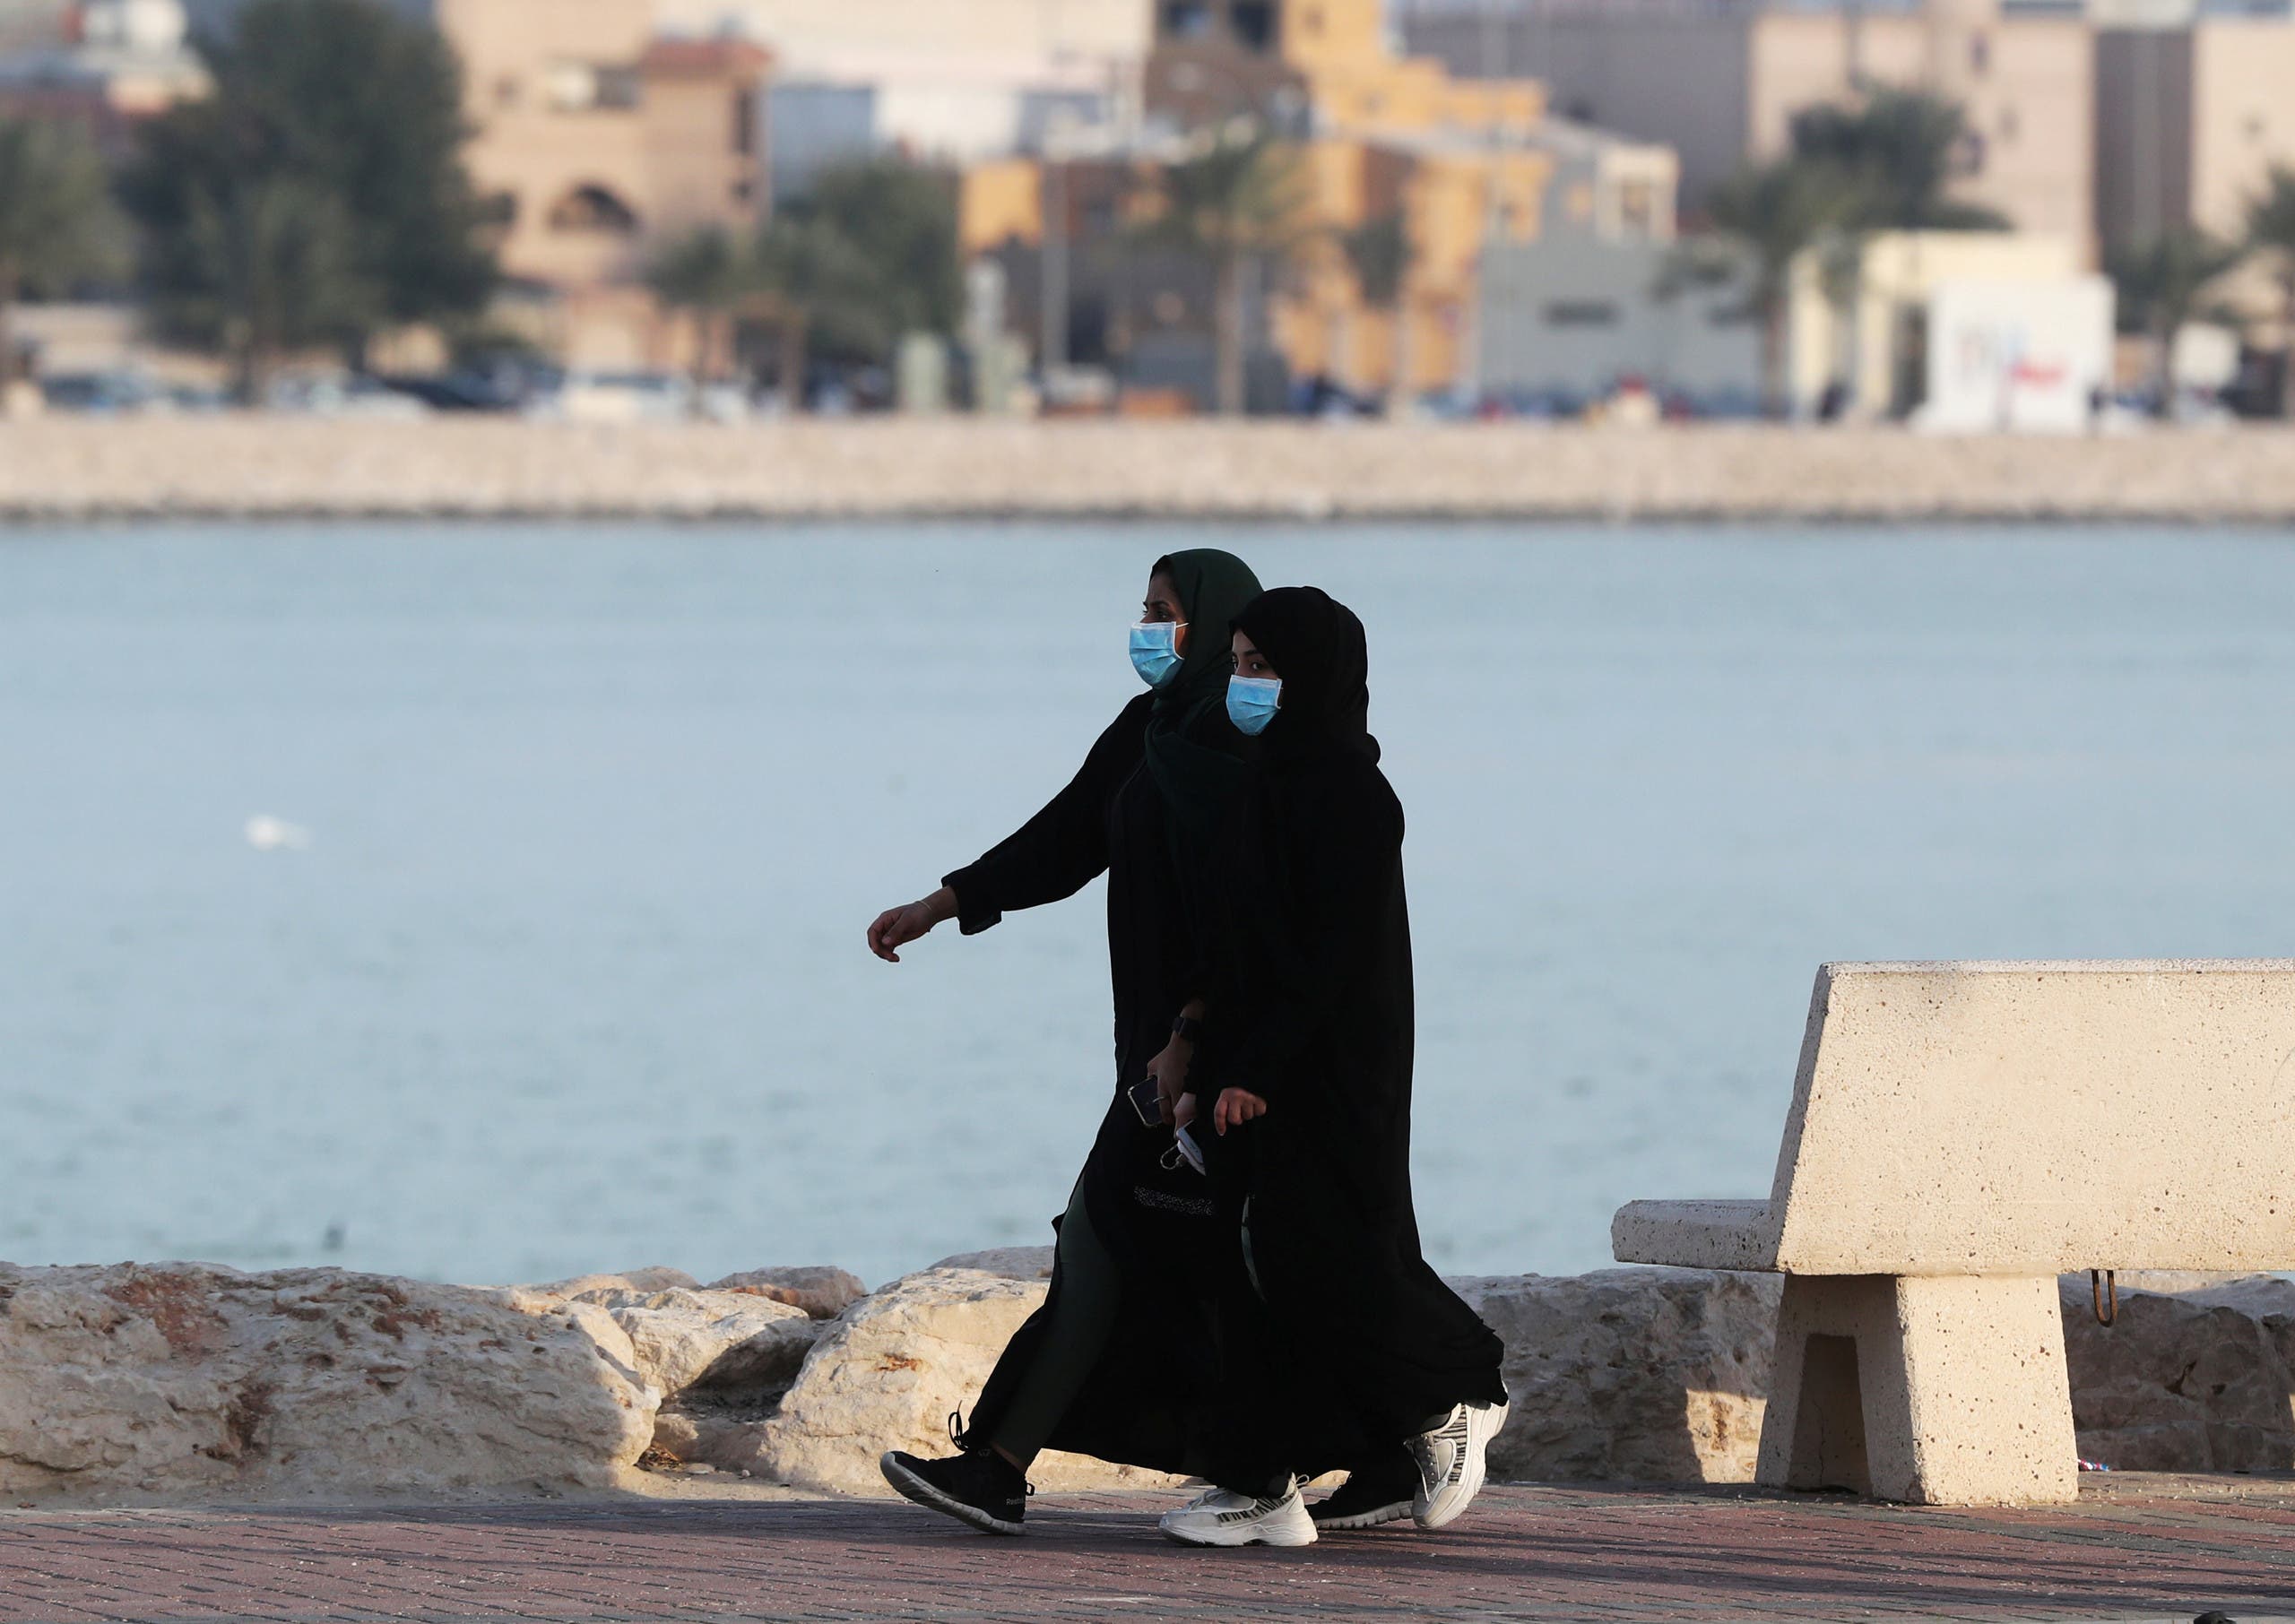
[4,1254,2290,1506]
[4,419,2294,522]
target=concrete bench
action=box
[1613,960,2295,1507]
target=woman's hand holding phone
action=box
[1144,1033,1193,1124]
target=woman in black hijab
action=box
[866,549,1263,1536]
[1156,585,1511,1550]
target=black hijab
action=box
[1230,586,1380,769]
[1142,549,1263,843]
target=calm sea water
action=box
[3,520,2291,1289]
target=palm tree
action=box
[2247,163,2295,420]
[1788,89,2012,232]
[749,216,874,412]
[197,175,371,406]
[1338,211,1413,415]
[645,225,752,415]
[1132,120,1314,415]
[2106,228,2247,415]
[0,117,122,395]
[122,92,378,406]
[1658,91,2005,422]
[1680,156,1856,415]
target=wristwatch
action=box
[1171,1015,1206,1042]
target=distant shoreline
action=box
[4,418,2294,523]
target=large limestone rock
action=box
[929,1248,1055,1280]
[1451,1268,1780,1484]
[535,1284,826,1473]
[565,1287,821,1398]
[708,1266,868,1321]
[535,1266,701,1297]
[0,1263,657,1503]
[26,1253,2291,1508]
[736,1267,1182,1496]
[2061,1272,2295,1473]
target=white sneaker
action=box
[1409,1398,1510,1529]
[1157,1478,1319,1548]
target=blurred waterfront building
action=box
[960,141,1262,411]
[1783,229,2110,423]
[1399,0,2097,261]
[656,0,1148,197]
[1277,116,1678,402]
[171,0,435,30]
[2093,0,2295,345]
[429,0,769,367]
[960,0,1680,408]
[1477,223,2109,423]
[1476,132,1758,415]
[0,0,70,50]
[0,0,204,148]
[1147,0,1542,134]
[1145,0,1307,131]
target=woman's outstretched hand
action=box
[867,886,957,963]
[1213,1086,1268,1135]
[1145,1034,1193,1124]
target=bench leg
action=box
[1757,1274,2077,1507]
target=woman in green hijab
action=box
[865,549,1264,1536]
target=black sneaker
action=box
[1310,1450,1421,1531]
[879,1417,1027,1536]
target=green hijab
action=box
[1142,548,1264,848]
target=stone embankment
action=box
[4,1253,2291,1506]
[4,418,2295,522]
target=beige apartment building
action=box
[437,0,767,290]
[652,0,1148,172]
[1404,0,2096,259]
[2095,5,2295,349]
[429,0,769,365]
[652,0,1148,67]
[2095,8,2295,252]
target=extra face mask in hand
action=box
[1130,621,1185,687]
[1226,676,1282,736]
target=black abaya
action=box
[1192,587,1507,1484]
[934,553,1264,1474]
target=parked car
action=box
[524,371,773,423]
[41,369,168,415]
[387,359,561,413]
[1486,386,1590,423]
[267,373,432,419]
[1290,373,1379,419]
[524,371,694,424]
[1666,384,1768,422]
[164,383,230,413]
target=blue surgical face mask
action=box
[1226,675,1282,736]
[1130,620,1186,687]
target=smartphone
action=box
[1127,1075,1164,1127]
[1173,1125,1206,1176]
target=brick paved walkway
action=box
[2,1478,2291,1624]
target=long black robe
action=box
[932,551,1266,1474]
[1192,587,1508,1483]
